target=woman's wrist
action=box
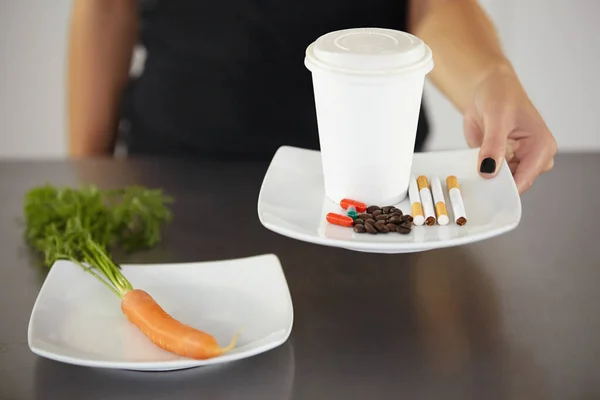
[469,59,522,104]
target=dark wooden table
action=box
[1,153,599,400]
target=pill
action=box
[346,205,359,219]
[340,198,367,213]
[430,175,450,225]
[326,212,354,227]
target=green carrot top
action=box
[23,184,174,297]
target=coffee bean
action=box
[397,225,411,234]
[354,224,366,233]
[399,221,412,230]
[388,215,402,224]
[367,205,380,214]
[382,206,393,214]
[364,221,378,234]
[353,219,364,226]
[389,207,399,213]
[372,209,382,217]
[358,213,373,220]
[374,221,389,233]
[375,214,388,221]
[386,223,397,231]
[390,209,403,217]
[365,218,376,225]
[401,215,413,222]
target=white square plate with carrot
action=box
[257,146,522,253]
[27,254,293,371]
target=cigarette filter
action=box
[408,175,425,226]
[417,175,436,226]
[446,175,467,226]
[430,175,449,225]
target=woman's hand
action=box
[408,0,557,194]
[463,65,557,194]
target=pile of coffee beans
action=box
[352,205,413,235]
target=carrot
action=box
[57,233,238,360]
[121,289,237,359]
[23,185,236,360]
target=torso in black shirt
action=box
[121,0,430,160]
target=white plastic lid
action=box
[305,27,433,76]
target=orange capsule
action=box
[340,198,367,213]
[326,212,354,227]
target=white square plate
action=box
[257,146,521,253]
[27,254,293,371]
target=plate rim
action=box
[27,253,294,370]
[257,145,522,253]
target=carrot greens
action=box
[22,184,239,359]
[23,184,173,295]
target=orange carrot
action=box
[121,289,237,359]
[69,236,237,360]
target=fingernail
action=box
[480,157,496,174]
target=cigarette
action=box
[446,175,467,226]
[430,175,449,225]
[417,175,436,226]
[408,175,425,226]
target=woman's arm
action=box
[409,0,557,193]
[409,0,513,113]
[67,0,139,158]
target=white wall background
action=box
[0,0,598,159]
[422,0,600,152]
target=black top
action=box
[121,0,430,160]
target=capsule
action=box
[326,212,354,227]
[346,205,359,220]
[340,198,367,213]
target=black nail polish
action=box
[480,157,496,174]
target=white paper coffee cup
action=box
[304,28,434,206]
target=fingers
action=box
[463,113,483,148]
[512,136,557,194]
[477,109,514,179]
[505,138,519,161]
[543,157,554,173]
